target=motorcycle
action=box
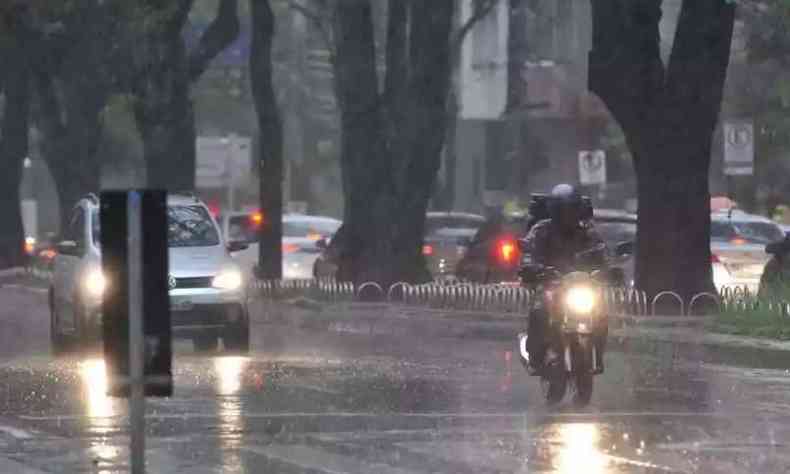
[517,245,621,405]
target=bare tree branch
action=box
[666,0,735,126]
[284,0,335,62]
[172,0,196,32]
[384,0,408,101]
[188,0,240,81]
[452,0,498,50]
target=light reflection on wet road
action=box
[1,287,790,472]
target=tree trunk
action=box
[589,0,735,303]
[329,0,454,286]
[33,71,104,232]
[0,44,30,268]
[439,88,459,211]
[506,0,528,114]
[250,0,284,280]
[331,0,389,284]
[131,0,237,192]
[133,33,196,191]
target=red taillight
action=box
[40,249,57,261]
[730,237,747,245]
[711,254,721,264]
[208,203,221,218]
[498,240,518,264]
[422,244,434,256]
[282,243,299,253]
[250,212,264,226]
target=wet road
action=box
[1,286,790,473]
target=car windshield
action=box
[168,206,220,247]
[94,206,220,247]
[712,220,785,244]
[283,219,341,238]
[425,216,485,235]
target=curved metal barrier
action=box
[356,281,383,300]
[387,282,410,302]
[687,292,720,316]
[250,275,790,320]
[651,291,685,316]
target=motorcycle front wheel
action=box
[573,338,594,406]
[542,358,567,405]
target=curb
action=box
[0,284,49,296]
[0,267,25,278]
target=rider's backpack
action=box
[526,193,593,231]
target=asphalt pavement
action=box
[1,286,790,473]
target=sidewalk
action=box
[251,298,790,370]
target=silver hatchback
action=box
[50,193,250,354]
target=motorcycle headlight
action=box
[565,286,596,314]
[83,268,107,298]
[212,269,243,290]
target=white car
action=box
[50,193,250,354]
[221,212,341,279]
[711,210,786,292]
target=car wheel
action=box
[223,323,250,353]
[50,289,69,356]
[193,333,219,352]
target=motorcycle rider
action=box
[759,235,790,298]
[523,184,608,374]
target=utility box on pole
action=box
[100,190,172,474]
[100,190,173,398]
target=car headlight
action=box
[712,263,732,290]
[83,268,107,298]
[212,269,243,290]
[565,286,596,314]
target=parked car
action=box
[456,208,636,285]
[51,193,250,354]
[711,209,786,292]
[593,209,637,287]
[222,212,342,280]
[455,214,528,283]
[422,212,486,277]
[311,212,487,280]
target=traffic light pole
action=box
[127,191,146,474]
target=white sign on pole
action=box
[196,136,252,188]
[723,120,754,176]
[229,136,252,186]
[196,137,229,188]
[579,150,607,186]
